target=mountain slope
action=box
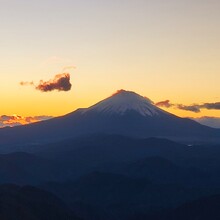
[83,89,167,116]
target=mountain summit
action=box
[84,90,168,117]
[0,90,219,150]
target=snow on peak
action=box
[84,89,165,116]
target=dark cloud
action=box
[20,73,72,92]
[176,104,201,113]
[201,102,220,110]
[156,100,220,113]
[36,73,71,92]
[156,100,173,108]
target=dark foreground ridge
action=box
[0,184,80,220]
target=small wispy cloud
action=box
[20,81,34,86]
[62,66,76,72]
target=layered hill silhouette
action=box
[0,135,218,186]
[0,90,219,151]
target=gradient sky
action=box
[1,0,220,119]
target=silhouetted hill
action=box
[0,184,80,220]
[167,194,220,220]
[134,194,220,220]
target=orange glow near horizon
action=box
[0,115,52,128]
[0,1,220,120]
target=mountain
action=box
[0,89,219,150]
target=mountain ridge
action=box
[0,89,219,149]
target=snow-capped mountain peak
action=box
[83,89,165,116]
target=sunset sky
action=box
[1,0,220,125]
